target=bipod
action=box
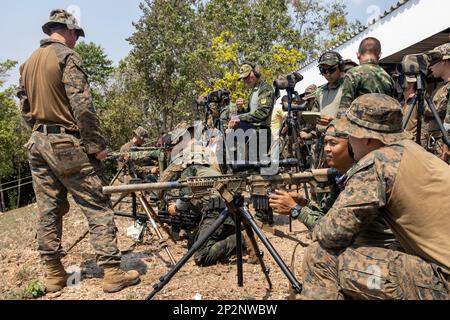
[146,184,302,300]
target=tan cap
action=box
[238,63,254,80]
[133,126,149,141]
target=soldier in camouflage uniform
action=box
[300,94,450,300]
[117,126,158,181]
[315,52,345,127]
[342,59,358,73]
[162,124,239,266]
[338,37,394,118]
[308,52,346,169]
[401,75,446,156]
[429,43,450,163]
[270,121,396,248]
[227,61,275,225]
[17,9,140,294]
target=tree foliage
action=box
[128,0,207,133]
[0,60,29,179]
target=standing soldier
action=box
[17,9,140,293]
[310,52,346,169]
[429,43,450,163]
[315,52,345,127]
[338,37,394,118]
[227,61,275,225]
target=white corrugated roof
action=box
[295,0,450,93]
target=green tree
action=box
[100,58,147,149]
[0,60,32,211]
[128,0,208,134]
[0,60,29,179]
[74,41,114,89]
[74,41,115,112]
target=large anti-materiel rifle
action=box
[103,168,336,198]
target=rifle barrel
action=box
[102,168,336,195]
[103,181,185,195]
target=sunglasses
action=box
[320,66,338,75]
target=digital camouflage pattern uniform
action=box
[17,12,121,267]
[431,43,450,161]
[301,94,450,300]
[338,59,394,118]
[296,123,396,249]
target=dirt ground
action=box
[0,195,312,300]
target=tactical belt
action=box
[36,125,80,138]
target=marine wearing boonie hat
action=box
[42,9,85,37]
[335,93,411,144]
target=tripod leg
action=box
[146,208,231,300]
[109,165,125,186]
[112,192,129,209]
[234,209,244,287]
[139,195,176,242]
[132,192,138,219]
[136,193,176,265]
[239,205,302,294]
[425,96,450,148]
[242,223,273,290]
[402,97,417,130]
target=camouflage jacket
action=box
[17,39,107,154]
[118,141,163,179]
[432,80,450,133]
[238,80,275,128]
[159,142,218,183]
[446,94,450,135]
[298,171,395,248]
[311,140,450,266]
[174,165,224,213]
[220,102,243,130]
[338,60,394,118]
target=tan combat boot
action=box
[43,259,68,293]
[242,232,259,265]
[103,265,140,293]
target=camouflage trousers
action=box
[193,210,237,267]
[26,131,121,267]
[300,242,449,300]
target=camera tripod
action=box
[402,73,450,150]
[277,88,311,231]
[146,184,303,300]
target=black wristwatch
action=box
[290,204,302,219]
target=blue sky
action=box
[0,0,398,87]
